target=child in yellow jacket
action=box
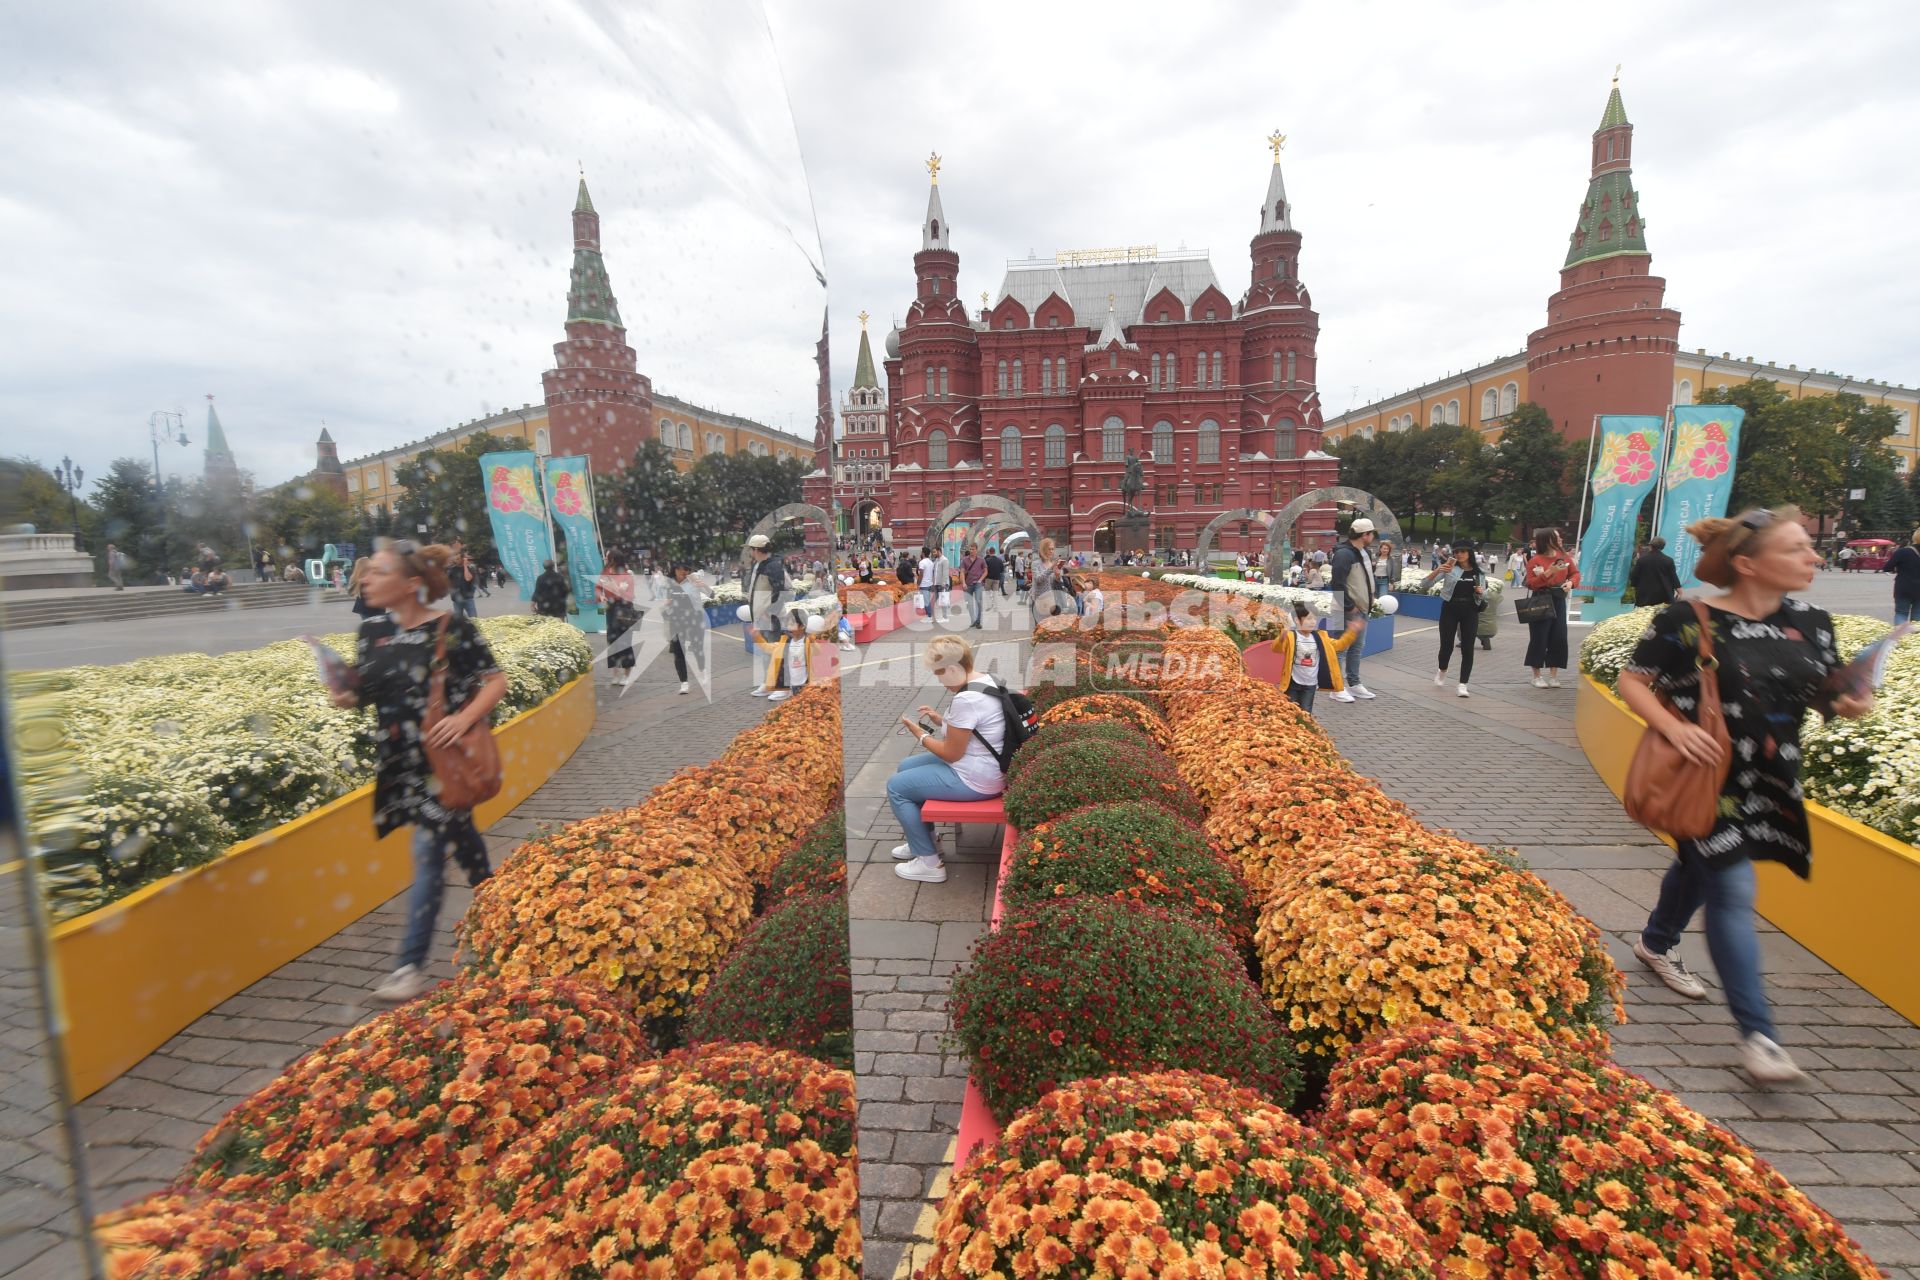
[760,606,833,700]
[1268,602,1361,712]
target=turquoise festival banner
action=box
[1654,405,1746,590]
[544,454,604,606]
[1575,415,1664,595]
[478,450,553,600]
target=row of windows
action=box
[918,416,1305,471]
[1377,382,1521,434]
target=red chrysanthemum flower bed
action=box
[1001,801,1255,951]
[1034,690,1175,749]
[687,892,852,1067]
[922,1071,1435,1279]
[1003,737,1203,831]
[97,1192,375,1279]
[440,1043,861,1278]
[765,808,848,901]
[176,974,648,1275]
[948,897,1298,1122]
[1321,1022,1884,1279]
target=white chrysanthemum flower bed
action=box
[12,616,592,920]
[1581,606,1916,847]
[1394,568,1508,607]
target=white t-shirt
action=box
[917,556,936,587]
[1292,628,1320,686]
[945,685,1008,796]
[1084,586,1106,615]
[784,637,809,687]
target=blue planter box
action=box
[1322,614,1394,656]
[1393,593,1443,621]
[704,602,742,630]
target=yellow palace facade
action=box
[1320,349,1918,477]
[341,393,813,518]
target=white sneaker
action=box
[750,688,769,697]
[1350,684,1377,700]
[372,965,434,1003]
[891,842,915,860]
[1330,690,1356,703]
[895,856,947,883]
[679,682,689,695]
[1456,684,1471,698]
[1742,1033,1808,1085]
[1548,676,1563,688]
[1434,670,1447,686]
[767,689,792,701]
[1532,675,1549,688]
[1632,938,1709,999]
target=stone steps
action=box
[0,582,350,631]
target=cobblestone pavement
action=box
[850,578,1920,1279]
[4,624,771,1277]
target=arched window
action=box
[680,423,694,450]
[928,430,948,469]
[1481,388,1499,420]
[996,360,1008,393]
[1152,419,1173,465]
[930,219,940,241]
[1275,416,1296,459]
[1598,220,1613,243]
[1197,418,1220,464]
[1429,405,1442,426]
[533,427,551,455]
[1102,415,1125,461]
[1151,353,1162,388]
[1164,352,1177,388]
[1271,352,1283,384]
[1194,354,1206,385]
[1012,359,1023,393]
[1211,351,1224,386]
[1445,400,1460,425]
[1000,426,1022,468]
[1286,352,1297,385]
[1041,360,1052,393]
[1676,378,1693,405]
[1500,382,1518,414]
[1044,423,1067,468]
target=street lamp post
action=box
[54,456,84,549]
[148,410,190,578]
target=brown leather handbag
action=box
[1623,599,1732,840]
[424,616,503,812]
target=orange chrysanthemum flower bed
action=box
[1035,691,1174,749]
[441,1044,861,1279]
[458,811,754,1023]
[839,582,916,611]
[1321,1022,1884,1279]
[1206,774,1418,898]
[98,1192,374,1279]
[641,757,837,887]
[721,680,843,793]
[1257,839,1624,1063]
[922,1071,1435,1280]
[176,974,648,1275]
[1165,695,1345,808]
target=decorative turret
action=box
[202,394,239,486]
[922,152,948,251]
[566,174,622,327]
[1564,72,1647,267]
[542,173,653,473]
[310,425,348,501]
[852,318,880,389]
[1246,131,1306,311]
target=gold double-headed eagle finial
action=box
[857,309,870,329]
[926,151,942,185]
[1268,130,1287,160]
[1613,63,1622,86]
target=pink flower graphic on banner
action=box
[1689,440,1731,480]
[1613,450,1654,486]
[551,472,585,516]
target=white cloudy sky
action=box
[4,1,1916,495]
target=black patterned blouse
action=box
[1623,598,1839,877]
[355,613,501,835]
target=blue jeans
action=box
[919,587,936,616]
[1897,594,1919,624]
[886,753,993,860]
[1642,854,1775,1041]
[966,583,984,626]
[452,592,477,619]
[1342,612,1365,685]
[401,815,491,971]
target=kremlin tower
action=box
[541,176,654,474]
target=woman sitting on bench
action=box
[888,635,1006,887]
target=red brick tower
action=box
[310,426,349,502]
[1526,78,1682,441]
[542,176,653,474]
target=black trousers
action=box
[1438,606,1477,683]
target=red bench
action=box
[918,797,1007,826]
[952,811,1021,1169]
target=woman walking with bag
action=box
[1620,508,1873,1083]
[330,541,507,1003]
[1419,541,1486,697]
[1522,527,1579,687]
[595,551,641,687]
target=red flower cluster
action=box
[1003,736,1204,831]
[688,892,853,1067]
[97,1193,376,1279]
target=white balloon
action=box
[736,605,752,622]
[1377,593,1400,616]
[805,614,829,634]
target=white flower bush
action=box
[12,617,591,920]
[1161,572,1337,616]
[1395,568,1508,608]
[1580,605,1916,848]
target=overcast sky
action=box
[5,2,1916,499]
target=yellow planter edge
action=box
[51,673,597,1100]
[1575,673,1920,1026]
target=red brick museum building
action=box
[863,147,1339,554]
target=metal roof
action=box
[997,251,1221,328]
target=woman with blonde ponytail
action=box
[1617,507,1874,1084]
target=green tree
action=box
[88,458,170,582]
[253,482,357,564]
[1490,404,1576,538]
[392,432,513,560]
[1706,382,1901,531]
[601,439,685,560]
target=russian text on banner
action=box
[1653,405,1746,590]
[1576,414,1665,596]
[479,450,555,600]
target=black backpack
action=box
[965,676,1038,773]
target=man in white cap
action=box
[1327,518,1378,702]
[742,533,788,694]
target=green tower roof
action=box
[852,326,878,389]
[1563,169,1647,267]
[567,248,623,326]
[1599,84,1628,130]
[575,177,595,214]
[204,401,232,457]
